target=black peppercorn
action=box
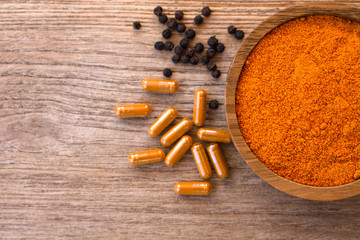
[235,30,245,40]
[189,56,199,65]
[162,28,172,39]
[206,48,216,58]
[158,14,168,24]
[154,6,163,16]
[228,25,237,34]
[176,23,186,33]
[185,29,196,39]
[194,43,204,53]
[185,48,195,57]
[175,10,184,20]
[207,36,218,47]
[133,21,141,29]
[194,15,203,25]
[163,68,172,77]
[164,41,174,51]
[201,6,211,17]
[209,100,219,109]
[154,41,164,50]
[179,38,189,48]
[216,43,225,53]
[174,45,183,55]
[207,62,217,71]
[195,43,204,53]
[180,55,189,63]
[167,18,178,30]
[200,55,210,65]
[172,55,180,63]
[211,69,221,78]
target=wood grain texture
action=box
[226,3,360,201]
[1,0,360,239]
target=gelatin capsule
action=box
[115,104,151,118]
[197,128,232,143]
[161,118,193,147]
[191,143,212,179]
[174,182,212,195]
[207,143,229,178]
[165,135,193,167]
[193,89,207,127]
[142,79,179,93]
[148,107,178,137]
[128,149,165,165]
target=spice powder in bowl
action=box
[236,15,360,187]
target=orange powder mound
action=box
[236,15,360,187]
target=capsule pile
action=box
[119,6,245,195]
[115,84,232,195]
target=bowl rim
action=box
[225,2,360,201]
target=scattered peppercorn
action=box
[164,41,174,51]
[201,6,211,17]
[194,43,204,53]
[185,29,196,39]
[176,23,186,33]
[216,43,225,53]
[158,14,168,24]
[189,56,199,65]
[209,100,219,109]
[154,6,163,16]
[167,18,178,30]
[180,55,189,63]
[235,30,245,40]
[207,62,217,71]
[228,25,237,34]
[179,38,189,48]
[174,45,183,55]
[154,41,164,50]
[175,10,184,20]
[162,29,172,39]
[133,21,141,30]
[172,55,180,63]
[194,15,203,25]
[186,48,195,57]
[211,69,221,78]
[207,36,218,47]
[206,48,216,58]
[200,55,210,65]
[163,68,172,77]
[151,7,224,81]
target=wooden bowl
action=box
[225,3,360,201]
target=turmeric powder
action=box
[236,15,360,187]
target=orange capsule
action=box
[148,107,178,137]
[115,104,151,118]
[128,149,165,165]
[191,143,212,179]
[174,182,212,195]
[197,128,232,143]
[193,89,207,127]
[161,118,193,147]
[142,79,179,93]
[165,135,193,167]
[207,143,229,178]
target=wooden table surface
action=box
[1,0,360,239]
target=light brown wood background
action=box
[1,0,360,239]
